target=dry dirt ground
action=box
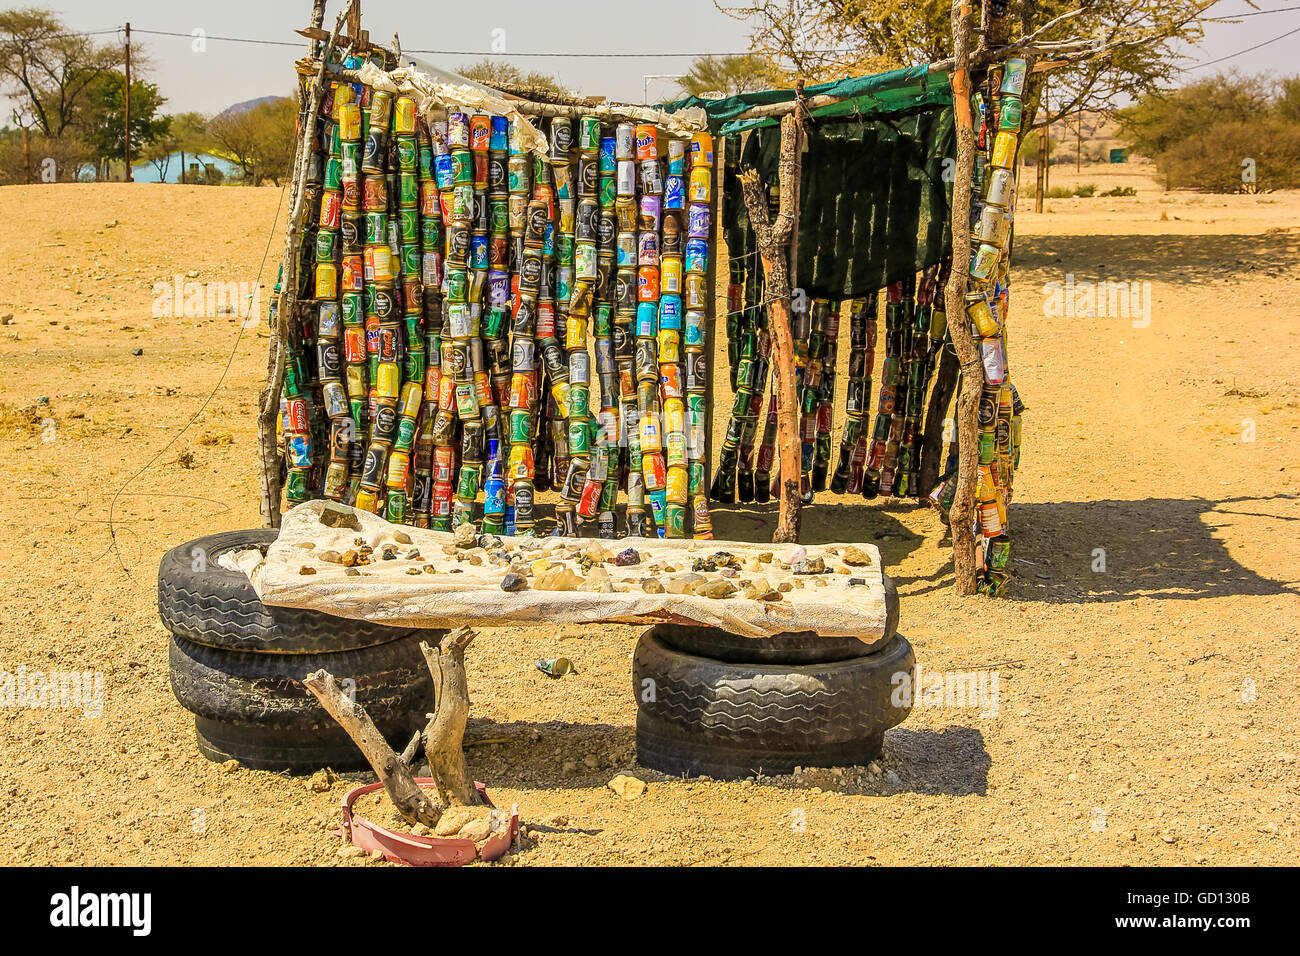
[0,165,1296,866]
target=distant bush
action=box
[1101,185,1137,197]
[1118,73,1300,192]
[1044,186,1074,198]
[1072,183,1097,197]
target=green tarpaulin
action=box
[665,65,955,300]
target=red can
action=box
[659,363,683,400]
[536,300,555,339]
[378,325,400,363]
[637,266,660,303]
[341,255,364,292]
[642,451,666,491]
[286,397,310,433]
[432,481,454,518]
[319,190,342,229]
[577,477,602,518]
[344,327,367,364]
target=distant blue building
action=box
[117,151,245,183]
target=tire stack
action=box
[633,577,913,780]
[159,530,436,773]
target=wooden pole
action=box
[257,0,334,528]
[703,135,723,488]
[21,121,30,184]
[945,0,980,595]
[123,23,132,182]
[739,110,803,544]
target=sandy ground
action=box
[0,164,1297,866]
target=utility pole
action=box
[124,22,133,183]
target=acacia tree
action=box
[0,7,123,138]
[207,97,297,184]
[715,0,1221,124]
[678,54,785,97]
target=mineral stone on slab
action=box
[641,578,665,594]
[580,567,615,593]
[453,522,478,548]
[615,547,641,567]
[697,579,737,600]
[535,566,581,591]
[842,546,872,566]
[501,572,528,592]
[319,503,362,530]
[792,557,826,575]
[783,545,806,565]
[665,579,694,595]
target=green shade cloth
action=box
[666,64,956,300]
[661,64,951,134]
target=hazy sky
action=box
[20,0,1300,115]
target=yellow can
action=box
[688,166,712,203]
[314,262,338,300]
[990,130,1018,169]
[662,397,685,435]
[665,465,688,504]
[353,488,378,513]
[689,132,714,168]
[660,255,683,294]
[375,361,401,400]
[393,96,417,135]
[965,295,999,338]
[657,328,680,364]
[337,103,362,142]
[386,450,411,491]
[399,381,422,419]
[639,413,662,451]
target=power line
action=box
[1186,22,1300,69]
[1208,4,1300,18]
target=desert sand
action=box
[0,163,1296,865]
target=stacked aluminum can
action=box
[279,60,718,538]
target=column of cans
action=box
[410,120,443,528]
[576,127,620,536]
[478,115,513,535]
[425,118,459,531]
[830,296,879,494]
[657,135,688,538]
[504,122,546,537]
[683,134,714,537]
[442,109,485,528]
[965,59,1028,596]
[610,123,647,537]
[632,124,667,533]
[891,264,944,499]
[860,279,910,499]
[559,116,600,535]
[539,119,573,530]
[807,299,839,493]
[351,89,402,516]
[383,94,426,525]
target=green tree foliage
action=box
[0,7,123,137]
[1117,73,1300,192]
[77,73,170,163]
[678,54,783,98]
[206,96,297,184]
[717,0,1220,122]
[455,59,568,98]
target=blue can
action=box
[636,301,658,337]
[434,153,455,190]
[664,175,685,210]
[490,115,509,151]
[470,234,489,270]
[484,476,505,516]
[685,237,710,274]
[658,294,682,330]
[599,137,617,173]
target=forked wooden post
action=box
[739,103,805,544]
[945,0,981,594]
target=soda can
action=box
[684,237,709,274]
[640,159,663,196]
[969,242,1001,281]
[689,132,714,168]
[634,124,658,161]
[642,451,666,491]
[372,400,399,444]
[688,203,710,239]
[974,204,1009,248]
[661,256,683,295]
[639,195,661,232]
[658,328,680,364]
[1000,58,1028,96]
[990,130,1018,169]
[688,167,711,203]
[637,266,660,302]
[985,167,1014,208]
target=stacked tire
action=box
[159,530,437,773]
[633,576,913,780]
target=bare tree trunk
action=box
[946,0,980,595]
[257,3,341,529]
[303,669,443,827]
[738,111,803,544]
[418,628,481,808]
